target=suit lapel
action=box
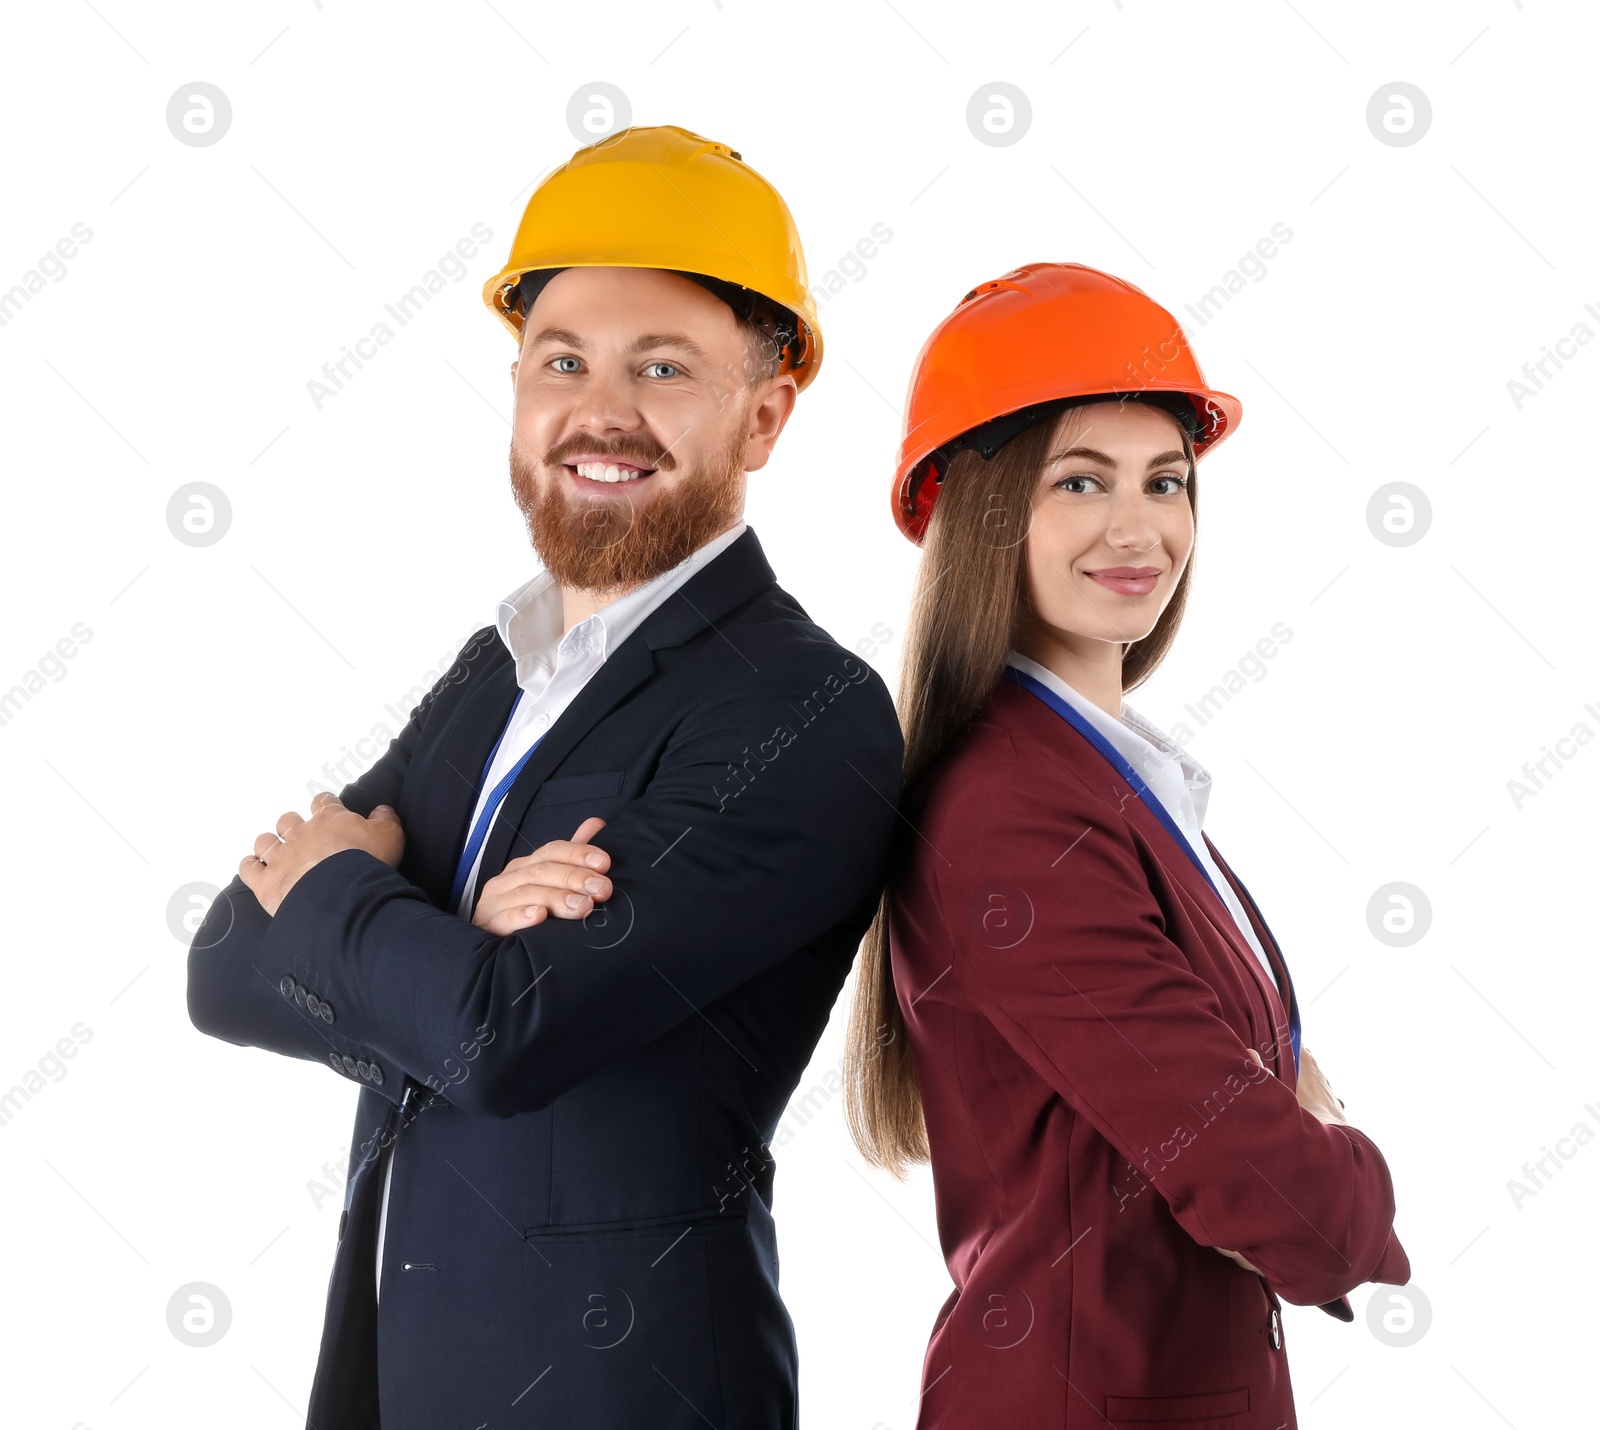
[1001,676,1289,1029]
[473,637,657,893]
[1110,791,1283,1014]
[468,527,778,912]
[407,656,521,907]
[1005,678,1300,1075]
[1203,834,1300,1069]
[1201,835,1289,993]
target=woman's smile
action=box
[1085,565,1162,597]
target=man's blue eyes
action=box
[546,358,681,377]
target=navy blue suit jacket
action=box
[187,528,903,1429]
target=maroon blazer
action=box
[888,677,1409,1429]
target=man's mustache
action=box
[544,435,678,471]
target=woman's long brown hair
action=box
[843,404,1200,1176]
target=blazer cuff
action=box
[1371,1225,1412,1286]
[1318,1295,1355,1321]
[262,847,408,1104]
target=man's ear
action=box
[742,375,798,474]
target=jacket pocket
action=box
[529,769,626,807]
[1104,1386,1250,1423]
[521,1206,746,1243]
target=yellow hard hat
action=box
[483,124,823,390]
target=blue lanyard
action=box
[1002,666,1301,1070]
[448,689,544,914]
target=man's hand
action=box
[472,817,612,934]
[239,791,404,916]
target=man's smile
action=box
[566,457,659,485]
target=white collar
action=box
[495,521,747,691]
[1006,650,1214,826]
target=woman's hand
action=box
[471,816,612,934]
[1287,1046,1348,1126]
[1214,1246,1264,1275]
[1245,1045,1347,1126]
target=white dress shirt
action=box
[375,519,747,1301]
[1005,650,1280,994]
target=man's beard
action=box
[509,428,745,592]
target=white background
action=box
[1,1,1594,1426]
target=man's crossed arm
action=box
[187,643,902,1117]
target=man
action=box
[187,125,902,1429]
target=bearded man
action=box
[185,127,902,1430]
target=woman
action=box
[845,263,1408,1428]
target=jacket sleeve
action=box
[184,627,498,1100]
[256,646,903,1118]
[929,771,1409,1308]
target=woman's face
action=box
[1022,400,1195,651]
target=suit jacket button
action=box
[355,1060,371,1080]
[341,1054,358,1076]
[1269,1308,1282,1350]
[280,975,296,999]
[319,1001,335,1024]
[328,1052,343,1072]
[305,992,321,1016]
[370,1064,384,1087]
[294,985,309,1009]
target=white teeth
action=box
[575,461,648,483]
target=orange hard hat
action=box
[891,262,1242,544]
